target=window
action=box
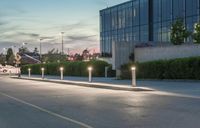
[125,6,133,27]
[140,0,149,25]
[162,0,172,21]
[173,0,185,19]
[104,9,111,31]
[153,0,161,23]
[153,23,162,42]
[125,27,132,42]
[186,16,198,42]
[111,7,118,30]
[140,25,149,42]
[133,0,140,26]
[161,21,171,42]
[186,0,198,17]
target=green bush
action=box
[21,60,115,77]
[121,57,200,80]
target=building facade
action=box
[100,0,200,57]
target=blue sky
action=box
[0,0,127,54]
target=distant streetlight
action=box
[88,67,93,82]
[131,66,136,87]
[39,38,43,61]
[60,67,64,80]
[3,48,7,55]
[12,45,16,54]
[61,32,65,55]
[22,42,28,47]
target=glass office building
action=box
[100,0,200,56]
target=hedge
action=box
[21,60,115,77]
[121,57,200,80]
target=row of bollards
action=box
[27,66,137,87]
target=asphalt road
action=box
[0,76,200,128]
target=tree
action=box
[82,49,90,60]
[6,48,14,65]
[0,54,6,65]
[192,22,200,44]
[19,47,30,54]
[42,48,66,63]
[170,19,190,45]
[74,53,83,61]
[33,47,39,54]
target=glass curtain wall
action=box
[100,0,200,55]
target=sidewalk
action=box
[13,75,154,92]
[15,75,200,97]
[9,74,200,97]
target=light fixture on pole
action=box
[61,32,64,55]
[22,42,28,48]
[39,38,43,61]
[12,45,16,54]
[88,67,93,82]
[3,48,7,55]
[60,67,64,80]
[131,66,136,87]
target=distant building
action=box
[100,0,200,69]
[18,52,41,64]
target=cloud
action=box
[0,7,27,17]
[0,21,9,26]
[67,35,97,41]
[16,32,40,38]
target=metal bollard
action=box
[131,67,136,87]
[88,67,93,82]
[60,67,64,80]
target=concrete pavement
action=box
[0,76,200,128]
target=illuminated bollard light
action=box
[41,68,45,79]
[60,67,64,80]
[131,66,136,87]
[28,68,31,78]
[88,67,93,82]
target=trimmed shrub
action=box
[21,60,115,77]
[121,56,200,80]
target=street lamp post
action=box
[41,68,45,79]
[88,67,93,82]
[40,38,43,61]
[60,67,64,80]
[22,42,28,48]
[3,48,7,55]
[12,45,16,54]
[131,66,136,87]
[28,68,31,78]
[61,32,64,55]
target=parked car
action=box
[0,65,20,74]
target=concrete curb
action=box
[11,77,155,92]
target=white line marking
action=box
[0,91,93,128]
